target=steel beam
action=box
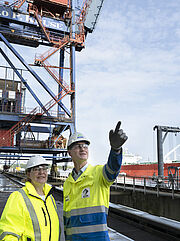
[0,33,71,117]
[24,125,51,133]
[0,48,48,114]
[153,125,180,178]
[58,49,64,115]
[70,0,76,133]
[156,126,164,177]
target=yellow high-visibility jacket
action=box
[63,149,123,241]
[0,182,60,241]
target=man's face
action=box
[27,165,48,186]
[68,142,89,164]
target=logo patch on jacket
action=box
[65,195,69,202]
[82,187,90,198]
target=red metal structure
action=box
[0,0,104,165]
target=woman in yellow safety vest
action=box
[0,155,61,241]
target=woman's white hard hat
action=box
[26,155,47,170]
[67,132,90,149]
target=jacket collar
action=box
[68,164,93,183]
[25,181,52,197]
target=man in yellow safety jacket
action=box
[63,121,128,240]
[0,155,61,241]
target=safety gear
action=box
[109,121,128,151]
[63,150,122,240]
[67,131,90,149]
[32,166,49,172]
[0,182,60,241]
[71,143,89,150]
[26,155,47,170]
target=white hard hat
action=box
[67,132,90,149]
[26,155,47,170]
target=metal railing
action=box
[0,105,66,118]
[114,174,180,199]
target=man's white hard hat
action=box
[67,132,90,149]
[26,155,47,170]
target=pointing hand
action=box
[109,121,128,151]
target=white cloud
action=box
[75,0,180,164]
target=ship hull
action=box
[120,162,180,177]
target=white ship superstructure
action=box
[123,148,142,165]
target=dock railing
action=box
[115,174,180,199]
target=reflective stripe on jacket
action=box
[0,182,60,241]
[63,149,122,241]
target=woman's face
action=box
[27,165,48,186]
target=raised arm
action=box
[103,121,128,182]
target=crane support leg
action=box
[58,49,64,115]
[156,127,164,178]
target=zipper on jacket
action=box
[44,201,52,241]
[42,207,47,226]
[30,188,54,241]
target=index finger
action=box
[115,121,121,132]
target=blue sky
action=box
[1,0,180,165]
[75,0,180,164]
